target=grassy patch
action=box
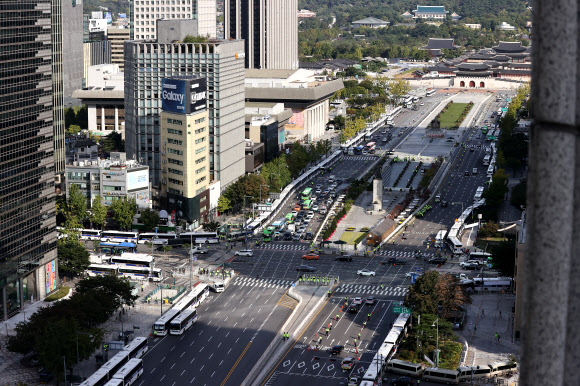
[395,68,416,78]
[438,341,463,370]
[45,286,70,302]
[439,103,469,128]
[339,231,355,243]
[351,232,367,245]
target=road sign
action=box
[506,98,512,102]
[501,107,508,112]
[393,307,412,314]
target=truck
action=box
[209,282,225,292]
[287,223,296,233]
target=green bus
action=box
[285,213,294,222]
[481,126,488,135]
[262,226,274,242]
[302,199,312,210]
[301,187,312,201]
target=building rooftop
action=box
[425,38,456,50]
[414,5,448,13]
[493,41,527,53]
[245,69,297,79]
[352,17,390,25]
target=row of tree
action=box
[8,275,137,382]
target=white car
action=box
[191,246,208,254]
[357,269,376,277]
[312,205,319,212]
[405,271,423,278]
[235,249,253,257]
[315,189,322,194]
[352,297,363,305]
[291,211,297,216]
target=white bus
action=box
[471,277,512,292]
[447,236,463,255]
[78,229,102,241]
[386,359,424,377]
[111,253,154,268]
[101,231,139,243]
[110,358,143,386]
[79,368,110,386]
[100,351,130,379]
[103,379,123,386]
[361,357,381,383]
[153,309,181,337]
[123,337,148,359]
[86,264,119,277]
[179,232,219,244]
[169,308,198,335]
[118,265,161,281]
[137,232,178,245]
[422,368,460,384]
[473,186,485,202]
[426,89,436,97]
[458,365,493,382]
[483,154,491,166]
[435,230,447,248]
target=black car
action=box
[441,201,448,208]
[336,255,353,262]
[283,232,293,241]
[304,232,314,240]
[464,170,470,176]
[329,345,344,355]
[463,262,479,270]
[391,376,414,385]
[387,257,405,265]
[429,257,447,265]
[348,303,360,313]
[296,265,316,272]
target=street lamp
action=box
[432,317,439,367]
[243,195,255,250]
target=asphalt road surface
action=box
[138,281,295,386]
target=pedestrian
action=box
[474,325,477,333]
[329,322,332,330]
[363,321,367,329]
[380,284,384,290]
[482,309,485,317]
[367,313,371,321]
[358,332,361,339]
[336,314,340,321]
[325,328,329,336]
[498,334,501,343]
[499,310,502,318]
[141,284,144,292]
[495,332,498,342]
[354,339,357,347]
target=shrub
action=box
[45,286,70,302]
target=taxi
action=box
[302,253,319,260]
[341,356,355,370]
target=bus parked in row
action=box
[101,231,138,243]
[137,232,178,245]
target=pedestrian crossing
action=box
[375,250,433,258]
[335,284,408,296]
[342,156,378,161]
[259,244,308,251]
[232,276,294,288]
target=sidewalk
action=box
[458,293,520,382]
[242,284,329,386]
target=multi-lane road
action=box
[128,90,516,386]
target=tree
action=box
[66,124,82,135]
[75,274,139,309]
[109,197,137,230]
[90,196,108,230]
[491,239,516,276]
[387,78,412,106]
[260,155,292,192]
[510,180,527,209]
[183,34,208,43]
[68,184,88,221]
[483,169,509,207]
[404,271,440,315]
[140,209,160,232]
[161,245,173,255]
[435,274,469,319]
[217,195,232,213]
[101,131,125,152]
[202,221,221,232]
[57,239,91,276]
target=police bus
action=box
[152,285,208,336]
[178,232,219,244]
[79,368,110,386]
[118,266,163,282]
[101,231,139,243]
[100,351,130,379]
[109,358,143,386]
[99,242,137,255]
[137,232,178,245]
[123,337,148,359]
[86,264,119,277]
[169,308,198,335]
[111,253,154,268]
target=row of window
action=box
[168,138,183,146]
[195,117,205,124]
[136,7,190,12]
[195,127,205,135]
[168,178,183,186]
[195,137,205,144]
[168,187,182,195]
[167,118,183,125]
[135,0,191,5]
[196,166,206,175]
[195,176,206,184]
[168,148,183,155]
[168,158,183,166]
[168,168,183,176]
[195,156,206,165]
[195,146,206,155]
[167,128,182,135]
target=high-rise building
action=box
[124,36,246,196]
[225,0,298,70]
[51,0,65,177]
[159,76,211,225]
[108,27,131,70]
[130,0,217,40]
[0,0,59,319]
[62,0,84,100]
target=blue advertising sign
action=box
[119,13,127,19]
[162,78,187,113]
[105,12,113,24]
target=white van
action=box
[458,365,492,382]
[422,368,459,384]
[386,359,423,377]
[210,283,224,292]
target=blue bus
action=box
[99,242,137,255]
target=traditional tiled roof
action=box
[493,55,510,62]
[493,41,527,53]
[456,71,492,77]
[457,62,490,71]
[352,17,390,26]
[415,5,448,13]
[425,38,456,50]
[401,11,413,18]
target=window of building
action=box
[167,128,182,135]
[169,178,183,186]
[195,127,205,134]
[169,188,182,195]
[168,148,183,155]
[168,138,183,146]
[195,137,206,144]
[168,158,183,166]
[195,176,206,184]
[195,117,205,124]
[195,187,206,195]
[195,156,206,164]
[195,166,206,174]
[167,118,183,125]
[168,168,183,176]
[103,186,122,191]
[195,146,206,154]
